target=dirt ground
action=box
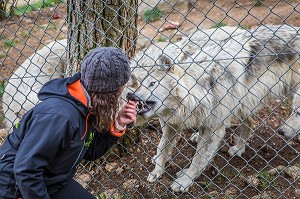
[0,0,300,198]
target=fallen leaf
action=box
[164,21,180,30]
[52,13,62,19]
[105,162,117,172]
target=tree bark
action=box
[0,0,18,19]
[0,1,6,19]
[66,0,138,75]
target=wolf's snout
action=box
[277,129,285,135]
[126,92,141,102]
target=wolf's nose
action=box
[278,129,285,135]
[126,92,133,101]
[126,92,140,101]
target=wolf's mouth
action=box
[136,100,156,115]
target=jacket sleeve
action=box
[13,113,72,199]
[83,130,120,161]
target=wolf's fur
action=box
[2,39,67,131]
[128,25,300,192]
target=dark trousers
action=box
[51,179,96,199]
[0,180,96,199]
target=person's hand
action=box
[116,100,137,128]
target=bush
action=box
[143,8,164,23]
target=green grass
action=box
[0,34,7,40]
[97,193,107,199]
[221,169,238,179]
[20,30,30,38]
[3,40,17,48]
[240,25,252,30]
[143,8,164,23]
[157,35,167,42]
[0,54,5,59]
[0,81,5,97]
[200,178,213,190]
[0,115,4,125]
[211,21,227,28]
[254,0,264,7]
[13,0,62,16]
[257,171,274,190]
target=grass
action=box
[240,25,252,30]
[257,171,274,190]
[13,0,62,16]
[0,54,5,59]
[0,34,7,40]
[3,40,17,49]
[157,35,167,42]
[221,169,238,179]
[143,8,164,23]
[254,0,264,7]
[200,178,213,190]
[0,81,5,97]
[211,21,227,28]
[0,115,3,125]
[20,30,30,38]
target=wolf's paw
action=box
[228,145,245,157]
[278,127,297,138]
[170,174,193,192]
[190,132,199,143]
[147,168,164,182]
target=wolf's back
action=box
[2,39,67,131]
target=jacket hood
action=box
[38,72,88,116]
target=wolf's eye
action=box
[149,82,156,87]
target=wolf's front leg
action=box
[228,117,253,157]
[147,120,180,182]
[170,126,226,192]
[279,91,300,137]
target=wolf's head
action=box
[126,44,186,120]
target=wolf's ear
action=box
[158,54,174,72]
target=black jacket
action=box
[0,73,121,199]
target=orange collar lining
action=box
[67,79,88,107]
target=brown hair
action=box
[89,90,122,132]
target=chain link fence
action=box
[1,0,300,198]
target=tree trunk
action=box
[66,0,138,75]
[66,0,140,162]
[0,0,18,19]
[0,1,5,19]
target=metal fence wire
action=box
[0,0,300,198]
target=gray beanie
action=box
[80,47,131,93]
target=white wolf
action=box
[2,27,241,131]
[127,25,300,192]
[2,39,67,131]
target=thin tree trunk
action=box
[66,0,138,75]
[0,1,5,19]
[0,0,18,19]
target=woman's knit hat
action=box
[80,47,131,93]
